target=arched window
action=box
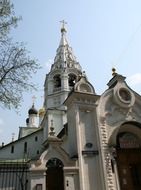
[46,158,64,190]
[35,136,38,142]
[79,83,91,92]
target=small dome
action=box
[28,104,38,115]
[39,107,45,116]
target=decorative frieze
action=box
[99,123,116,190]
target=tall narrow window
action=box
[11,145,14,153]
[35,136,38,142]
[24,142,27,153]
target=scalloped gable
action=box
[74,74,95,94]
[97,72,141,129]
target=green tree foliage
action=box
[0,0,40,109]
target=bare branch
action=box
[0,1,40,109]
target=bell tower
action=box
[43,22,83,138]
[44,22,82,110]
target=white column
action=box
[61,72,69,91]
[75,107,85,190]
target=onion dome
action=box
[38,107,45,116]
[28,104,38,115]
[26,118,29,124]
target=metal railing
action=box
[0,160,29,190]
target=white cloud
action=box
[127,73,141,86]
[45,59,53,71]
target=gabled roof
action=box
[0,128,43,150]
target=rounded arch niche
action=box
[109,122,141,146]
[116,132,141,149]
[46,158,64,190]
[114,125,141,189]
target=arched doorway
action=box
[116,132,141,190]
[46,158,64,190]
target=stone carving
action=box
[35,159,42,167]
[114,87,135,108]
[99,124,116,190]
[126,108,135,121]
[100,94,136,126]
[99,116,106,126]
[119,88,131,102]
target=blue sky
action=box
[1,0,141,144]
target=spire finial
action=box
[112,67,117,76]
[60,20,67,33]
[12,133,15,142]
[32,95,36,106]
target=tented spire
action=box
[50,21,82,72]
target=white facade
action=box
[0,25,141,190]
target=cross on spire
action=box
[60,20,67,33]
[60,20,67,28]
[12,133,15,142]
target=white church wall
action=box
[77,105,103,190]
[79,108,98,149]
[65,92,105,190]
[47,109,66,136]
[64,167,80,190]
[96,75,141,190]
[66,103,78,157]
[0,130,43,160]
[30,169,46,190]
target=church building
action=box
[0,23,141,190]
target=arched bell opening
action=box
[116,129,141,190]
[68,73,77,87]
[53,75,61,88]
[46,158,64,190]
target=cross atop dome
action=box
[32,95,36,105]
